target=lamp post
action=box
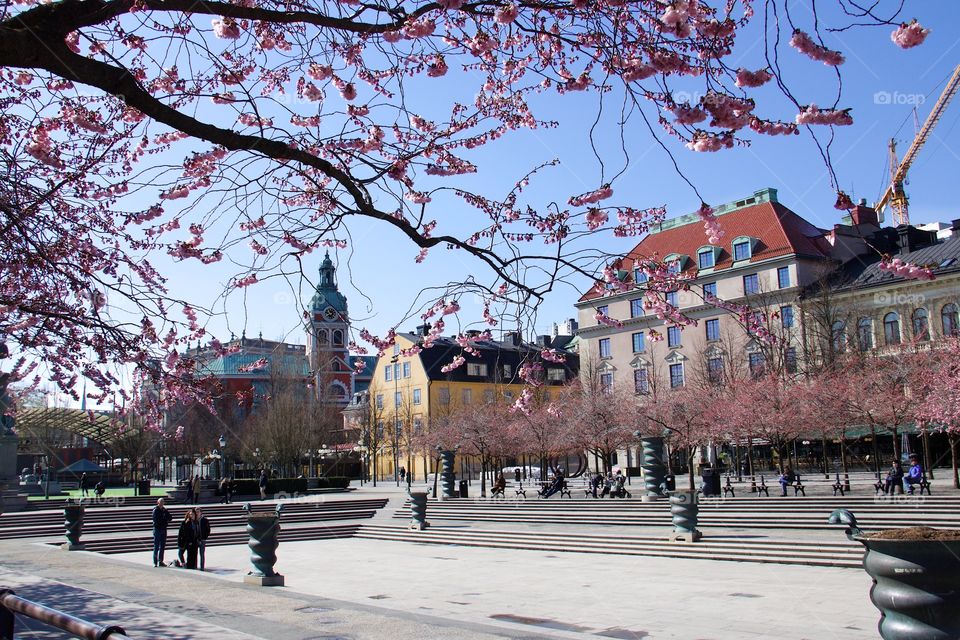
[219,434,227,480]
[390,355,400,487]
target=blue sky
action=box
[38,1,960,402]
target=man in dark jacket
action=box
[219,476,233,504]
[152,498,173,567]
[195,508,211,570]
[259,470,268,501]
[79,473,89,497]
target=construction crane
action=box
[875,63,960,226]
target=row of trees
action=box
[416,339,960,494]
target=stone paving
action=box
[2,477,941,639]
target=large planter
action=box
[62,503,85,550]
[408,491,429,530]
[669,491,701,542]
[640,437,667,501]
[829,509,960,640]
[438,450,456,499]
[244,509,284,586]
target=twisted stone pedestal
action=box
[669,491,701,543]
[62,504,85,550]
[244,513,284,586]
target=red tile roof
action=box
[580,199,832,302]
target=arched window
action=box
[333,330,344,346]
[326,382,348,401]
[912,308,929,341]
[883,312,901,346]
[831,321,846,353]
[943,303,960,337]
[857,317,873,351]
[317,329,329,345]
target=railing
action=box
[0,589,132,640]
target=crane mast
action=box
[875,63,960,226]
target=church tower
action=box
[305,252,353,406]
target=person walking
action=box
[151,498,173,567]
[79,473,89,497]
[194,508,211,571]
[176,510,197,568]
[185,477,194,504]
[219,476,232,504]
[258,470,268,501]
[399,466,406,483]
[191,475,201,504]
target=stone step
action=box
[354,524,864,569]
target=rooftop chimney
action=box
[535,335,552,348]
[504,331,522,346]
[848,203,879,227]
[896,225,938,254]
[952,218,960,238]
[416,323,431,337]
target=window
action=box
[733,240,751,261]
[634,368,649,394]
[317,329,329,345]
[502,364,512,378]
[634,268,648,284]
[707,357,723,384]
[667,326,682,348]
[393,363,400,380]
[748,352,765,378]
[632,331,646,353]
[596,305,608,323]
[438,387,450,405]
[466,362,488,377]
[375,394,383,409]
[403,362,411,378]
[913,308,929,341]
[394,391,402,407]
[669,363,684,388]
[630,298,644,318]
[484,389,495,402]
[413,388,421,405]
[857,317,874,351]
[333,330,344,345]
[743,273,759,295]
[777,267,791,289]
[703,282,717,298]
[668,260,681,274]
[883,312,901,346]
[781,305,794,329]
[665,291,679,307]
[943,303,959,336]
[698,249,715,269]
[832,321,847,353]
[503,390,514,399]
[705,319,720,341]
[547,368,566,382]
[785,347,798,374]
[600,373,613,393]
[462,388,472,404]
[599,338,611,358]
[393,344,400,356]
[385,366,393,382]
[413,416,423,435]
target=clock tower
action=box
[306,252,353,406]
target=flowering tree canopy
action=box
[0,0,931,422]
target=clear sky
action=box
[31,1,960,402]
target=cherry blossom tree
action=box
[560,379,638,474]
[914,338,960,488]
[643,384,717,491]
[0,0,934,425]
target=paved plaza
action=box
[0,478,926,640]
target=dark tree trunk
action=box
[950,434,959,490]
[923,430,934,479]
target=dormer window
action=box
[697,245,721,270]
[664,254,688,274]
[634,267,648,284]
[732,236,757,262]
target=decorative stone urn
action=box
[242,503,284,586]
[669,491,701,542]
[640,436,667,501]
[438,450,457,499]
[829,509,960,640]
[408,491,429,530]
[62,502,85,550]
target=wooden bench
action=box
[515,483,527,499]
[906,475,932,496]
[755,475,769,497]
[792,474,805,496]
[832,473,845,497]
[722,475,735,498]
[490,485,506,499]
[873,476,885,495]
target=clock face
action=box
[323,306,338,320]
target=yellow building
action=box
[364,326,579,483]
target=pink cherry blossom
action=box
[891,20,929,49]
[790,29,845,65]
[735,67,772,88]
[795,105,853,126]
[212,18,241,40]
[569,185,613,207]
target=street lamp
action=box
[219,434,227,480]
[390,355,400,487]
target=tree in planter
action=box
[644,384,717,492]
[915,338,960,488]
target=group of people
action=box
[882,453,926,495]
[78,473,105,498]
[588,470,628,498]
[151,498,212,570]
